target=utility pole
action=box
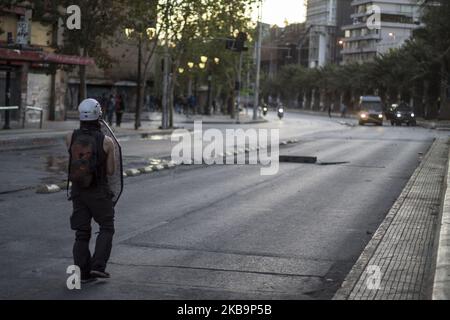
[162,45,169,129]
[253,0,263,120]
[3,63,11,129]
[236,51,243,123]
[135,36,142,130]
[161,2,170,129]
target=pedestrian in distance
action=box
[328,104,332,118]
[99,93,108,116]
[340,102,347,118]
[107,94,115,126]
[66,99,118,283]
[115,94,125,127]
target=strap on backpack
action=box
[66,130,76,201]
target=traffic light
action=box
[235,32,248,52]
[225,37,235,50]
[225,32,248,52]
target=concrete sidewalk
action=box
[0,120,175,151]
[0,112,266,151]
[433,142,450,299]
[334,138,449,300]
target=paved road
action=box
[0,112,346,193]
[0,113,446,299]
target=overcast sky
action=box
[258,0,307,26]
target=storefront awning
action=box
[0,47,94,66]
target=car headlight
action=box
[378,114,383,119]
[360,113,368,119]
[278,108,284,113]
[397,113,402,118]
[411,113,415,118]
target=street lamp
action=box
[200,56,208,63]
[214,57,220,64]
[124,28,134,38]
[178,67,184,74]
[187,61,194,69]
[124,23,158,130]
[199,62,206,69]
[146,27,156,39]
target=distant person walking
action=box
[107,94,115,126]
[99,93,108,116]
[115,94,125,127]
[328,104,332,118]
[340,102,348,118]
[188,95,196,115]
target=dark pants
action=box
[107,110,114,126]
[70,186,115,278]
[115,112,123,127]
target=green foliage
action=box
[260,0,450,117]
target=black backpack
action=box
[68,129,100,188]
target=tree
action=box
[155,0,257,126]
[122,0,159,129]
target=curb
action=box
[332,138,439,300]
[433,142,450,300]
[0,128,189,152]
[33,138,301,195]
[179,119,268,125]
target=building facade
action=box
[341,0,422,64]
[306,0,352,67]
[260,23,309,78]
[0,3,92,126]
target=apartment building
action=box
[305,0,352,67]
[341,0,422,63]
[0,3,92,123]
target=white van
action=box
[357,96,384,126]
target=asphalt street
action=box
[0,112,446,299]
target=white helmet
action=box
[78,98,102,121]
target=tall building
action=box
[341,0,422,64]
[305,0,352,67]
[261,23,309,78]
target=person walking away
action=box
[340,102,347,118]
[107,94,115,126]
[115,94,125,127]
[99,93,108,116]
[66,98,117,283]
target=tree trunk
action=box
[438,61,450,120]
[78,48,88,104]
[412,80,424,118]
[169,73,174,128]
[229,89,235,118]
[135,37,143,130]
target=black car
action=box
[386,103,416,126]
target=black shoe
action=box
[90,270,111,279]
[81,275,98,284]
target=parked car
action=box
[357,96,384,126]
[386,103,416,126]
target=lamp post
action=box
[125,27,156,130]
[198,56,220,115]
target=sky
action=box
[257,0,307,27]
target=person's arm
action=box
[103,136,116,176]
[66,132,72,150]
